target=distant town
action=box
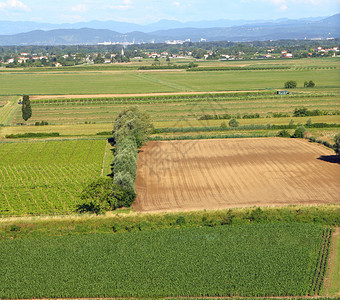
[0,39,339,68]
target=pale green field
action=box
[0,60,339,95]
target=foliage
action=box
[293,107,325,117]
[284,80,297,88]
[220,121,227,128]
[229,118,239,127]
[113,106,153,148]
[277,129,291,137]
[0,224,329,298]
[113,171,136,194]
[21,95,32,122]
[76,178,118,214]
[334,133,340,155]
[35,120,48,126]
[304,80,315,88]
[5,132,59,138]
[291,125,306,138]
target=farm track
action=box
[30,90,265,100]
[134,138,340,213]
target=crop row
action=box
[0,139,109,216]
[187,66,292,71]
[30,93,339,106]
[0,223,326,298]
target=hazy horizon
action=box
[0,0,339,24]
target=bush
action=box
[304,80,315,88]
[76,178,136,214]
[291,125,306,138]
[334,133,340,155]
[76,178,119,214]
[293,107,324,117]
[35,121,48,126]
[229,118,239,127]
[284,80,297,88]
[220,121,227,129]
[277,129,291,137]
[176,216,186,226]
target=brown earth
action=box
[133,138,340,212]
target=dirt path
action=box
[133,138,340,213]
[30,90,264,100]
[322,227,340,296]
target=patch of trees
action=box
[284,80,297,89]
[77,107,153,214]
[21,95,32,124]
[293,107,326,117]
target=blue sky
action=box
[0,0,339,23]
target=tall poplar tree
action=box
[22,95,32,124]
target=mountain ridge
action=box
[0,14,338,45]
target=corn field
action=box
[0,223,330,298]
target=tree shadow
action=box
[317,155,340,165]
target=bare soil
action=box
[133,138,340,212]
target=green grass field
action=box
[0,223,330,298]
[0,139,111,216]
[0,59,339,95]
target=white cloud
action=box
[173,1,181,7]
[71,4,88,13]
[107,0,133,10]
[0,0,29,11]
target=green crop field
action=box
[0,223,331,298]
[0,139,111,216]
[19,94,339,125]
[0,60,339,95]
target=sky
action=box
[0,0,339,24]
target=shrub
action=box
[229,118,239,127]
[176,216,186,226]
[220,121,227,128]
[334,133,340,155]
[76,178,119,214]
[304,80,315,88]
[291,125,306,138]
[277,129,291,137]
[306,118,312,126]
[284,80,297,88]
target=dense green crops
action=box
[0,224,328,298]
[0,139,110,216]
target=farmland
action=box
[134,138,339,212]
[0,139,112,216]
[0,58,339,96]
[0,224,331,298]
[0,56,339,299]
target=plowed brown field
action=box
[134,138,340,212]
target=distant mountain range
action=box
[0,14,338,46]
